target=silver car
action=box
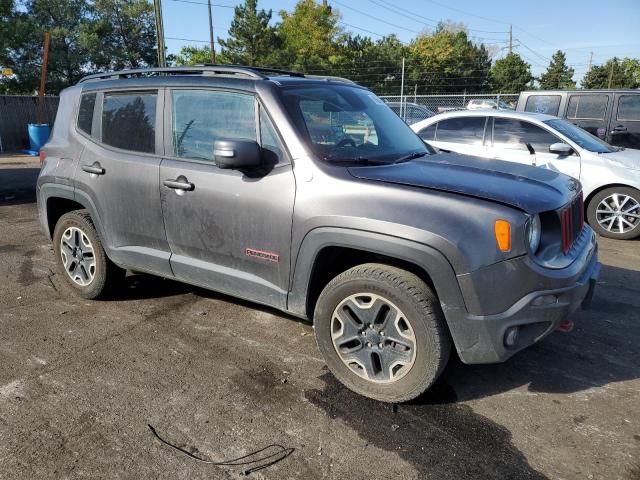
[412,110,640,239]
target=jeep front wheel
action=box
[314,263,451,403]
[52,210,123,299]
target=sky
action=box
[161,0,640,84]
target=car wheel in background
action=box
[314,263,451,403]
[52,209,124,299]
[587,187,640,240]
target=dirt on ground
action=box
[0,154,638,479]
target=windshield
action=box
[544,118,615,153]
[280,84,433,163]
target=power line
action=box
[331,0,422,35]
[166,0,235,8]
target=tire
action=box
[313,263,451,403]
[52,209,124,299]
[587,187,640,240]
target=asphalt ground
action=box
[0,153,638,479]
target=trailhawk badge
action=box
[245,248,280,263]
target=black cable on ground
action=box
[148,424,295,475]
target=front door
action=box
[159,88,295,309]
[609,94,640,149]
[74,89,172,276]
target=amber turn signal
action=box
[494,220,511,252]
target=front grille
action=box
[559,192,584,254]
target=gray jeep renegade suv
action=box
[37,65,600,402]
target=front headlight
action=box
[527,214,542,254]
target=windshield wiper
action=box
[393,151,430,163]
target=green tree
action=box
[173,45,214,66]
[81,0,157,71]
[277,0,343,71]
[582,57,639,88]
[407,26,491,93]
[218,0,278,66]
[490,53,533,93]
[538,50,575,89]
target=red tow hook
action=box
[556,319,574,332]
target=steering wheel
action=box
[336,137,357,148]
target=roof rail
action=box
[197,64,305,78]
[305,75,357,85]
[78,65,267,83]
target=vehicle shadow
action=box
[0,167,39,205]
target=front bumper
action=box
[452,228,600,364]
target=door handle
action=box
[612,125,628,134]
[163,178,195,191]
[81,162,105,175]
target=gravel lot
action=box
[0,154,638,479]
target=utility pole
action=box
[587,51,593,71]
[153,0,167,68]
[37,31,51,125]
[508,24,512,55]
[400,57,405,120]
[207,0,216,64]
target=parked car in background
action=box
[516,90,640,149]
[385,101,435,124]
[467,98,514,110]
[38,65,598,403]
[412,110,640,240]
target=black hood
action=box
[348,153,580,214]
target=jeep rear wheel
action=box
[52,210,123,299]
[314,263,451,403]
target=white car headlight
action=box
[527,214,542,253]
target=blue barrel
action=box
[27,123,51,152]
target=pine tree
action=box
[218,0,278,67]
[538,50,575,89]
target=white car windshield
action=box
[544,118,616,154]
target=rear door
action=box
[428,116,489,157]
[159,88,295,309]
[74,89,172,275]
[565,93,611,140]
[609,93,640,149]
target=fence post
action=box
[496,93,501,108]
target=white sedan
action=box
[412,110,640,240]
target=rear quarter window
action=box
[77,93,96,135]
[524,95,561,116]
[418,123,437,141]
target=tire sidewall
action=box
[587,187,640,240]
[314,270,446,402]
[52,212,107,299]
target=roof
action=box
[410,109,558,130]
[520,89,640,94]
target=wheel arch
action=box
[288,228,469,329]
[584,183,640,214]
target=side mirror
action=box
[213,139,262,170]
[549,142,573,156]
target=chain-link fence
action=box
[378,93,520,124]
[0,95,59,152]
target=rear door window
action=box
[567,95,608,120]
[617,95,640,121]
[493,118,560,152]
[524,95,561,116]
[101,92,157,153]
[435,117,486,144]
[77,92,96,136]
